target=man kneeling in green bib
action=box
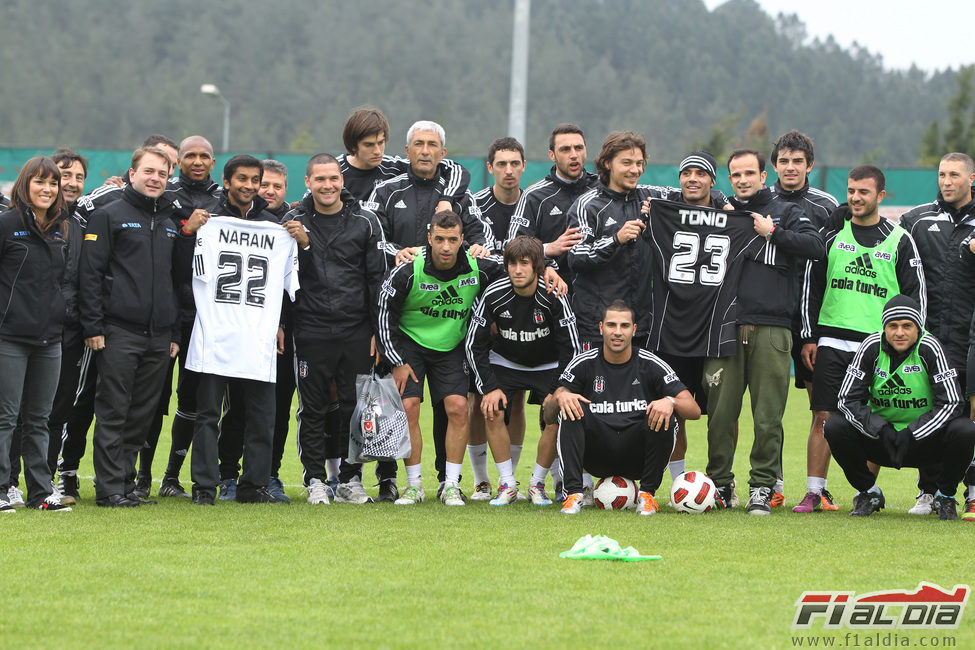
[825,295,975,520]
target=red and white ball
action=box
[670,471,716,513]
[593,476,638,510]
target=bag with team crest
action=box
[348,368,411,463]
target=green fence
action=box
[0,147,939,209]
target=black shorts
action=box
[810,345,854,412]
[654,352,706,412]
[399,338,469,403]
[491,365,557,403]
[791,334,813,389]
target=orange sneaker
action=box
[636,491,659,516]
[561,492,583,515]
[770,492,785,508]
[963,499,975,522]
[819,489,840,511]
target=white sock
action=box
[530,463,548,486]
[865,483,880,494]
[968,485,975,501]
[445,462,462,487]
[510,444,523,474]
[668,459,685,480]
[405,464,422,487]
[807,476,826,494]
[495,459,514,488]
[467,443,489,484]
[774,478,784,494]
[326,458,340,480]
[582,472,594,489]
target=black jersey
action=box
[472,186,518,249]
[558,348,686,430]
[646,198,763,358]
[337,154,470,204]
[466,277,583,393]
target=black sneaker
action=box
[237,487,288,504]
[714,485,735,509]
[60,474,81,504]
[850,490,885,517]
[36,494,72,512]
[125,492,158,505]
[132,474,151,499]
[747,486,772,515]
[158,477,191,498]
[95,494,142,508]
[933,494,958,521]
[193,491,215,506]
[377,479,399,502]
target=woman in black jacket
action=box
[0,156,72,512]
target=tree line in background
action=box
[0,0,965,167]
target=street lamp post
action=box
[200,83,230,153]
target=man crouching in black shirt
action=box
[548,300,701,515]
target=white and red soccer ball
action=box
[670,471,716,513]
[593,476,638,510]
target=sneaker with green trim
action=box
[394,485,425,505]
[440,484,465,506]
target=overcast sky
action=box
[705,0,975,73]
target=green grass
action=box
[2,386,973,648]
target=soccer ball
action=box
[670,471,716,513]
[593,476,638,510]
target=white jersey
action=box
[186,216,299,382]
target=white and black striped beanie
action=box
[882,294,922,329]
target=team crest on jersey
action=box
[298,360,308,378]
[534,309,544,324]
[594,376,605,393]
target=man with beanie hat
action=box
[642,149,730,488]
[824,295,975,520]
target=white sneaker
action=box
[729,480,740,508]
[489,484,518,506]
[440,484,465,506]
[469,481,492,501]
[7,485,25,508]
[0,498,15,514]
[335,481,374,504]
[394,484,425,505]
[306,478,331,505]
[908,492,935,515]
[529,482,553,506]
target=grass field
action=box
[2,386,973,648]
